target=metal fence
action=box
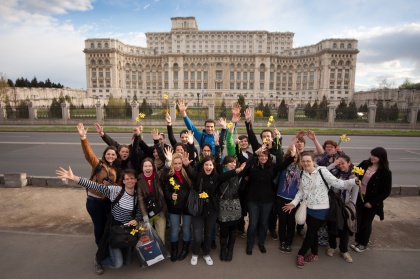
[335,109,368,123]
[104,105,131,119]
[181,106,208,120]
[5,106,29,119]
[37,107,62,119]
[70,106,96,119]
[376,108,410,123]
[294,107,328,122]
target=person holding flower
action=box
[183,150,246,266]
[351,147,392,253]
[315,139,346,167]
[282,151,360,269]
[325,154,359,263]
[161,147,194,262]
[136,157,168,244]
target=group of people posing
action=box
[56,100,392,274]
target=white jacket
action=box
[291,166,357,210]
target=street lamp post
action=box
[197,92,200,122]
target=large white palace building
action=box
[83,17,359,106]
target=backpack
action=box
[319,169,347,235]
[90,160,103,181]
[344,202,357,233]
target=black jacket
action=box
[357,160,392,220]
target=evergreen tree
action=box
[277,99,287,119]
[7,79,14,87]
[347,100,358,119]
[388,103,399,121]
[359,103,368,112]
[335,98,347,120]
[49,98,62,118]
[263,103,271,117]
[30,77,38,88]
[316,95,328,119]
[219,99,227,118]
[237,94,246,115]
[304,101,312,118]
[375,100,385,122]
[17,100,29,118]
[139,98,153,116]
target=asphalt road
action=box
[0,132,419,185]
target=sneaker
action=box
[326,247,335,257]
[297,255,305,268]
[341,252,353,263]
[270,230,279,241]
[350,242,359,249]
[190,255,198,266]
[354,244,367,253]
[93,256,104,275]
[203,255,213,266]
[279,242,287,253]
[285,245,292,254]
[304,253,319,263]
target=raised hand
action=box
[296,130,306,139]
[218,117,227,129]
[235,162,246,173]
[181,151,193,166]
[94,123,104,136]
[56,166,75,181]
[165,112,172,125]
[231,112,241,124]
[164,146,173,161]
[77,122,88,138]
[133,125,142,136]
[186,130,194,144]
[307,130,316,140]
[214,131,220,146]
[244,108,252,123]
[232,102,241,116]
[177,99,188,112]
[151,129,159,140]
[274,128,281,138]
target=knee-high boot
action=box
[177,241,190,261]
[219,237,228,261]
[170,241,178,262]
[226,231,237,262]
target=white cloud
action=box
[143,4,150,10]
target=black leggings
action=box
[298,214,325,256]
[219,220,239,238]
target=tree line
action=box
[7,77,64,88]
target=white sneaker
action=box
[203,255,213,266]
[190,255,198,266]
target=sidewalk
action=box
[1,229,419,279]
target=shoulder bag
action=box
[186,178,204,217]
[295,171,316,225]
[109,188,139,248]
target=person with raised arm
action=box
[77,123,121,253]
[161,146,194,262]
[177,99,225,155]
[56,167,141,275]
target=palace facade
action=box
[83,17,359,106]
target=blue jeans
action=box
[86,198,111,245]
[100,246,132,269]
[168,213,192,243]
[246,201,273,249]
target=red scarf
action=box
[142,172,156,195]
[174,171,183,184]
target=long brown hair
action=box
[168,153,192,186]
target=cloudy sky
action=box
[0,0,419,91]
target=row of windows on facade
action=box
[91,69,350,83]
[150,41,291,46]
[148,34,292,40]
[89,41,352,56]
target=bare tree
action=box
[0,72,10,103]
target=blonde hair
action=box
[168,153,192,187]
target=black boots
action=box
[170,241,178,262]
[177,241,190,261]
[219,237,228,261]
[226,231,237,262]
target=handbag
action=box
[145,195,162,219]
[295,200,307,225]
[108,187,139,248]
[295,171,316,225]
[186,178,204,217]
[109,224,139,248]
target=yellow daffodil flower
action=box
[163,93,168,99]
[267,122,271,127]
[173,185,180,190]
[130,228,139,235]
[135,117,140,122]
[268,116,274,122]
[345,137,350,142]
[169,177,175,185]
[139,113,146,119]
[199,192,209,199]
[226,122,233,129]
[340,134,346,140]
